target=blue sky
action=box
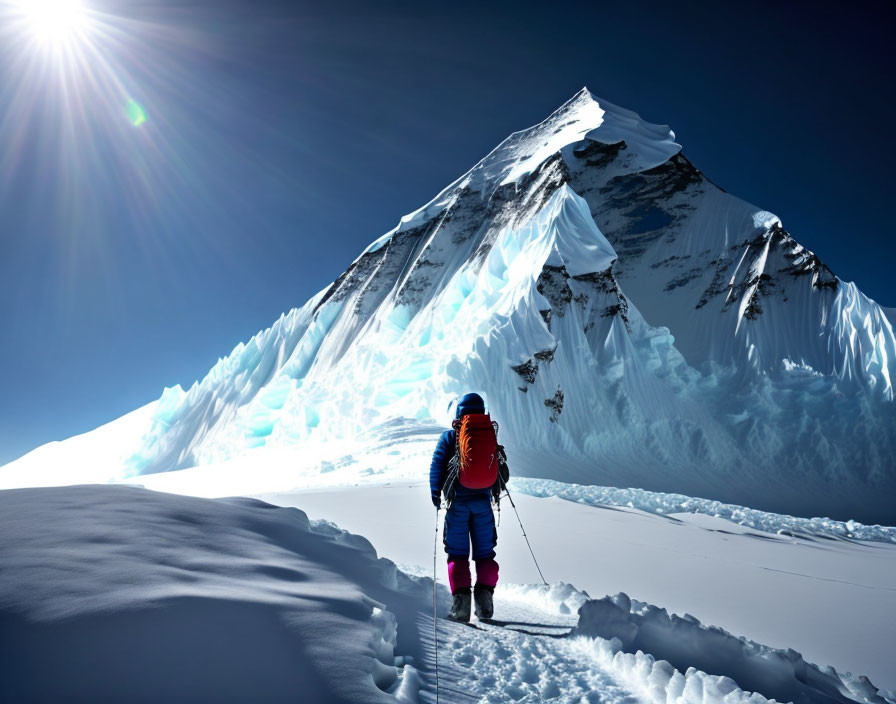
[1,0,894,465]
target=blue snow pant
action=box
[443,494,497,560]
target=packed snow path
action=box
[421,591,642,704]
[423,586,893,704]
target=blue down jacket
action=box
[429,394,494,506]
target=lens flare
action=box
[127,98,147,126]
[1,0,295,304]
[12,0,89,47]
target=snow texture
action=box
[240,481,896,693]
[513,477,896,544]
[573,593,894,704]
[3,88,896,524]
[0,484,428,703]
[4,484,892,704]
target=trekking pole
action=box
[433,505,440,704]
[502,482,549,586]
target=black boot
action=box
[474,584,494,620]
[446,588,472,622]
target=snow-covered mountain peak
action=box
[3,90,895,523]
[365,89,682,255]
[472,87,680,188]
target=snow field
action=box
[433,581,894,704]
[2,483,893,703]
[512,477,896,544]
[245,481,896,694]
[573,594,892,704]
[0,485,429,703]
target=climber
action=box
[430,392,509,622]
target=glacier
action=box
[2,88,895,523]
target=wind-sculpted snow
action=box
[0,485,428,703]
[3,88,895,522]
[7,485,890,703]
[573,593,895,704]
[512,477,896,544]
[437,581,895,704]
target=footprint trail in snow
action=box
[417,583,895,704]
[424,588,639,704]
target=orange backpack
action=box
[453,413,499,489]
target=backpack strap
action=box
[442,454,459,509]
[492,443,510,506]
[441,427,462,509]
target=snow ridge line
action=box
[512,477,896,543]
[433,581,895,704]
[572,592,895,704]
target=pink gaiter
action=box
[447,558,472,594]
[475,558,499,588]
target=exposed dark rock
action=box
[696,257,731,310]
[502,155,571,230]
[650,254,691,270]
[664,267,705,292]
[572,139,627,168]
[534,347,557,363]
[743,290,763,320]
[602,304,625,318]
[545,387,564,422]
[581,151,707,262]
[776,225,838,291]
[571,269,618,294]
[511,359,538,384]
[537,265,573,314]
[697,223,837,314]
[572,269,632,332]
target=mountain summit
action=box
[4,90,895,521]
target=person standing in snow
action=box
[430,392,509,622]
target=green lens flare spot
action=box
[126,99,146,126]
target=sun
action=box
[12,0,90,48]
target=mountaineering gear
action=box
[503,482,549,586]
[453,413,499,489]
[446,588,472,622]
[494,444,510,501]
[474,558,499,588]
[447,557,471,594]
[432,507,441,704]
[431,392,510,619]
[443,495,497,560]
[429,393,492,506]
[474,584,495,620]
[447,556,499,594]
[431,393,510,508]
[456,392,486,416]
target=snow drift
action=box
[3,88,895,522]
[0,485,427,703]
[3,484,892,704]
[513,477,896,544]
[572,593,894,704]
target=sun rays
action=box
[9,0,92,48]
